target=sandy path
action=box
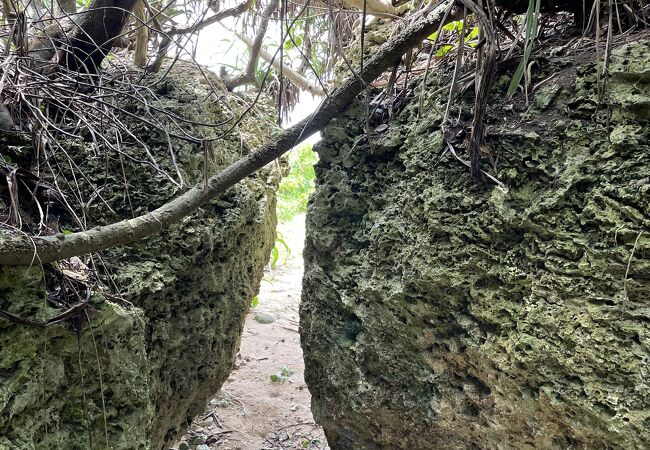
[174,214,328,450]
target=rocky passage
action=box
[175,215,328,450]
[301,35,650,449]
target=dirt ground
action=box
[173,214,329,450]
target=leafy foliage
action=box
[301,438,322,448]
[270,366,294,382]
[507,0,541,97]
[276,143,317,222]
[427,19,480,58]
[75,0,93,9]
[270,231,291,269]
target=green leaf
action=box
[270,246,279,269]
[465,26,479,42]
[435,44,454,58]
[251,296,259,308]
[442,20,462,32]
[507,0,541,97]
[62,229,73,235]
[270,374,280,382]
[275,236,291,262]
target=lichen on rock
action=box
[0,63,280,450]
[301,35,650,449]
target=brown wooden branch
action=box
[296,14,312,75]
[134,0,148,67]
[223,0,327,95]
[222,0,279,90]
[226,27,326,96]
[167,0,250,36]
[0,0,455,266]
[64,0,141,72]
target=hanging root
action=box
[460,0,498,179]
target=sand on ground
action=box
[174,214,328,450]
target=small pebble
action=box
[254,312,276,324]
[198,416,214,427]
[196,445,210,450]
[178,442,190,450]
[189,433,207,445]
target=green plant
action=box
[270,366,294,382]
[270,231,291,269]
[301,438,321,448]
[276,143,317,222]
[251,296,259,308]
[507,0,541,97]
[427,20,480,58]
[76,0,93,8]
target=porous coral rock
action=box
[0,63,280,450]
[301,35,650,450]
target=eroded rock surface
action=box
[0,64,279,449]
[301,36,650,449]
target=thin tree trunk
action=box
[230,28,325,96]
[3,0,18,49]
[2,0,16,21]
[0,0,456,265]
[64,0,139,72]
[133,0,148,67]
[223,0,278,89]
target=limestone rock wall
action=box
[301,36,650,449]
[0,64,279,450]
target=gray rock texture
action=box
[0,63,279,449]
[301,36,650,449]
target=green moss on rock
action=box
[0,63,280,449]
[301,36,649,449]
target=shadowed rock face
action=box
[0,64,279,450]
[301,36,650,450]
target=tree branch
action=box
[64,0,140,72]
[167,0,251,36]
[134,0,148,67]
[222,0,279,89]
[0,0,455,266]
[227,27,326,96]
